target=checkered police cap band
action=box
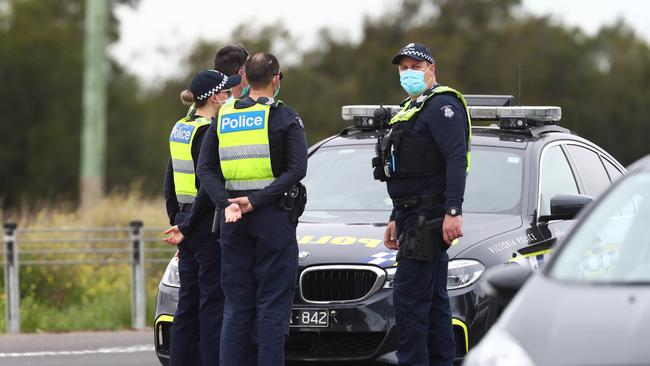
[401,49,434,64]
[196,75,228,101]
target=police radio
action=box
[372,106,392,182]
[340,105,399,182]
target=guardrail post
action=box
[4,222,20,333]
[129,221,145,330]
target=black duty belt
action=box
[226,189,260,198]
[178,203,193,212]
[392,194,444,210]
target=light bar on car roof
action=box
[469,106,562,122]
[341,105,401,129]
[341,105,400,121]
[341,104,562,131]
[470,106,562,130]
[464,95,514,107]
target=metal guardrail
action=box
[2,222,175,333]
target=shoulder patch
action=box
[295,116,304,129]
[441,105,455,119]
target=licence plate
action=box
[290,309,329,328]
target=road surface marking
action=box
[0,344,154,358]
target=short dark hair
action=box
[245,53,280,88]
[213,44,249,76]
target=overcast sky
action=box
[110,0,650,84]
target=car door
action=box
[514,142,581,269]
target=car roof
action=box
[318,125,581,150]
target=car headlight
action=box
[447,259,485,290]
[383,260,484,290]
[161,257,180,288]
[464,328,536,366]
[384,266,397,288]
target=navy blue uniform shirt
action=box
[163,115,211,226]
[178,96,308,235]
[386,87,469,232]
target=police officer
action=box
[378,43,471,365]
[199,52,307,366]
[162,70,241,366]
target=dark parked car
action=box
[154,96,625,364]
[465,155,649,366]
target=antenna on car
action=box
[517,63,522,106]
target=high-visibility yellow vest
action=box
[216,101,275,190]
[390,86,472,172]
[169,116,211,203]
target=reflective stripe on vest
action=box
[169,116,211,203]
[389,86,473,172]
[216,102,275,191]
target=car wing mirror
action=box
[482,264,532,305]
[538,193,593,223]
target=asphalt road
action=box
[0,329,158,366]
[0,329,394,366]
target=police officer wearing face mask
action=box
[162,70,241,366]
[376,43,471,366]
[215,52,307,366]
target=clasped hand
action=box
[224,196,254,223]
[162,197,254,245]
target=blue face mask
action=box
[400,69,428,96]
[273,83,281,99]
[240,84,250,98]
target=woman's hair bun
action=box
[180,90,194,105]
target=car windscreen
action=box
[302,145,524,214]
[549,171,650,284]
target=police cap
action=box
[391,43,435,65]
[190,70,242,101]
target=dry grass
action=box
[0,188,175,333]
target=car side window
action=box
[566,145,611,197]
[603,158,624,182]
[540,145,579,216]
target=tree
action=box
[3,0,649,209]
[0,0,139,207]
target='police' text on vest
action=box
[169,124,195,144]
[220,110,266,133]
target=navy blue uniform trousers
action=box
[169,211,224,366]
[394,210,455,366]
[219,205,298,366]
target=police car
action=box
[154,96,625,364]
[465,155,649,366]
